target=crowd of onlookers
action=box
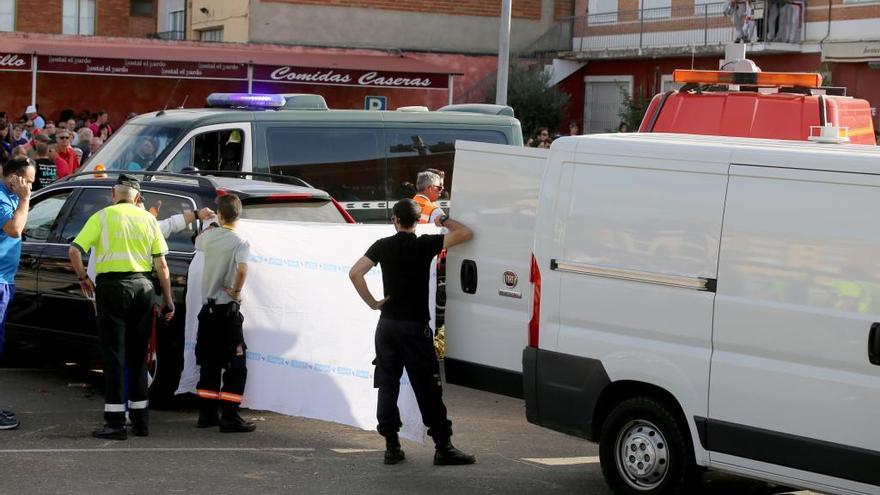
[0,105,136,191]
[526,121,629,148]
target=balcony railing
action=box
[149,30,186,41]
[561,0,804,55]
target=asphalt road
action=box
[0,355,819,495]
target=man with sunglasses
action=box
[411,170,445,225]
[54,130,79,179]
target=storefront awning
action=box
[822,40,880,63]
[0,33,461,91]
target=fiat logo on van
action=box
[503,271,518,288]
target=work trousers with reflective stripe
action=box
[373,317,452,446]
[95,273,155,428]
[196,303,247,405]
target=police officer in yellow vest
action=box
[68,174,175,440]
[412,170,445,225]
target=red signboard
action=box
[253,64,447,90]
[39,56,248,80]
[0,53,32,72]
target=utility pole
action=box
[496,0,512,105]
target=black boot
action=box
[130,408,149,437]
[197,399,220,428]
[93,425,127,441]
[433,441,476,466]
[219,402,256,433]
[383,433,406,465]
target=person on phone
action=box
[0,156,36,431]
[68,174,174,440]
[348,199,475,466]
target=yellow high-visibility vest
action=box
[73,202,168,274]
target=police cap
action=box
[116,173,141,191]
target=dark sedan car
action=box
[6,170,352,403]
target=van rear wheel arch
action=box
[590,381,691,444]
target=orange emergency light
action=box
[673,69,822,88]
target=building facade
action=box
[0,0,157,37]
[153,0,576,106]
[155,0,570,53]
[552,0,880,135]
[1,1,579,127]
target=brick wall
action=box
[14,0,157,37]
[555,0,574,19]
[16,0,62,33]
[262,0,544,20]
[806,1,880,22]
[129,16,157,38]
[97,0,130,37]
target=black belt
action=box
[96,272,150,282]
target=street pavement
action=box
[0,355,820,495]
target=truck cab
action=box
[639,47,876,145]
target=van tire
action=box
[599,396,698,495]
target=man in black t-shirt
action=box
[349,198,474,466]
[32,142,57,191]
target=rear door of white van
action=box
[709,163,880,494]
[444,140,559,397]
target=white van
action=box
[445,134,880,495]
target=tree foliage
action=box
[617,86,651,132]
[486,65,570,139]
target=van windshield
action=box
[83,124,182,171]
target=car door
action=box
[709,165,880,492]
[6,188,74,334]
[38,187,112,340]
[138,187,197,304]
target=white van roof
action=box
[560,133,880,176]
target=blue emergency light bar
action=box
[206,93,287,109]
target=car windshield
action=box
[83,124,182,171]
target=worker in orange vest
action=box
[411,170,445,224]
[411,169,449,356]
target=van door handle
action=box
[460,260,477,295]
[870,323,880,366]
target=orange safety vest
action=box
[412,194,439,224]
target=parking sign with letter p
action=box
[365,96,387,111]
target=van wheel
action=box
[599,397,698,495]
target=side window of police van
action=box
[167,140,193,173]
[59,188,113,243]
[139,191,197,253]
[265,127,385,221]
[168,128,245,173]
[385,128,507,202]
[23,191,72,243]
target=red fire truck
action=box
[639,62,876,145]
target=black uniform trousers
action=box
[195,302,247,405]
[95,273,155,429]
[374,317,453,445]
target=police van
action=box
[444,133,880,494]
[82,93,523,222]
